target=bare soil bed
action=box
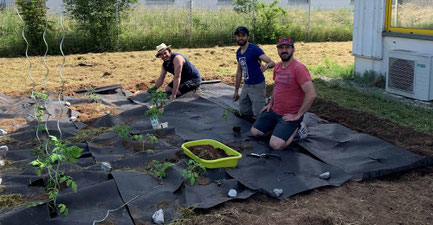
[188,145,229,160]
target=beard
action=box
[237,39,246,46]
[279,52,293,62]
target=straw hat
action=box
[155,43,171,57]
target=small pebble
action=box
[273,188,283,197]
[0,146,8,152]
[0,146,8,159]
[0,178,2,185]
[101,162,112,172]
[228,189,238,198]
[0,129,7,136]
[65,101,71,107]
[70,116,77,122]
[0,160,5,168]
[152,209,164,224]
[319,172,330,179]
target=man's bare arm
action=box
[171,55,185,98]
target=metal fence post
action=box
[307,0,311,41]
[116,0,119,51]
[252,1,255,43]
[189,0,193,45]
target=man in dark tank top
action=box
[149,43,202,100]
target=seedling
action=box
[145,90,167,128]
[150,90,167,108]
[31,90,48,101]
[146,133,158,145]
[181,159,206,185]
[31,91,48,122]
[84,87,100,103]
[222,106,242,136]
[132,134,144,150]
[132,133,159,152]
[114,124,131,140]
[29,135,83,216]
[148,160,174,181]
[221,106,241,122]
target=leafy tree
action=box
[16,0,51,54]
[233,0,287,44]
[254,0,287,43]
[63,0,137,51]
[233,0,259,14]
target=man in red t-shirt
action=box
[251,38,317,150]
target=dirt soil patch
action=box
[188,145,229,160]
[0,118,27,133]
[69,103,117,126]
[311,97,433,157]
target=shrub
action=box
[63,0,137,51]
[16,0,51,55]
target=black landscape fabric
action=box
[1,83,431,224]
[296,113,433,181]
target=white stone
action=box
[0,129,7,136]
[65,101,71,107]
[0,160,5,168]
[319,172,330,179]
[152,209,164,224]
[0,177,2,185]
[228,189,238,198]
[273,188,283,197]
[101,162,112,172]
[70,116,77,122]
[0,145,7,159]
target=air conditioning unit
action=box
[386,50,433,101]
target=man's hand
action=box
[233,90,240,102]
[282,113,301,122]
[169,94,177,100]
[260,103,272,113]
[260,63,268,72]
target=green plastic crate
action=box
[181,139,242,169]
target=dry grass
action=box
[0,194,23,210]
[69,103,118,125]
[0,42,353,96]
[0,118,27,133]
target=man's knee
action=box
[269,136,290,150]
[250,127,264,137]
[269,142,285,151]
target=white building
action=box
[42,0,354,12]
[353,0,433,101]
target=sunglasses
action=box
[278,38,292,43]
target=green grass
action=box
[308,58,354,79]
[314,78,433,134]
[0,7,353,56]
[309,60,433,134]
[309,59,386,88]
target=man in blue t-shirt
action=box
[233,27,275,121]
[149,43,202,100]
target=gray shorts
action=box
[253,109,303,141]
[239,81,266,118]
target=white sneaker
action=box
[296,122,308,140]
